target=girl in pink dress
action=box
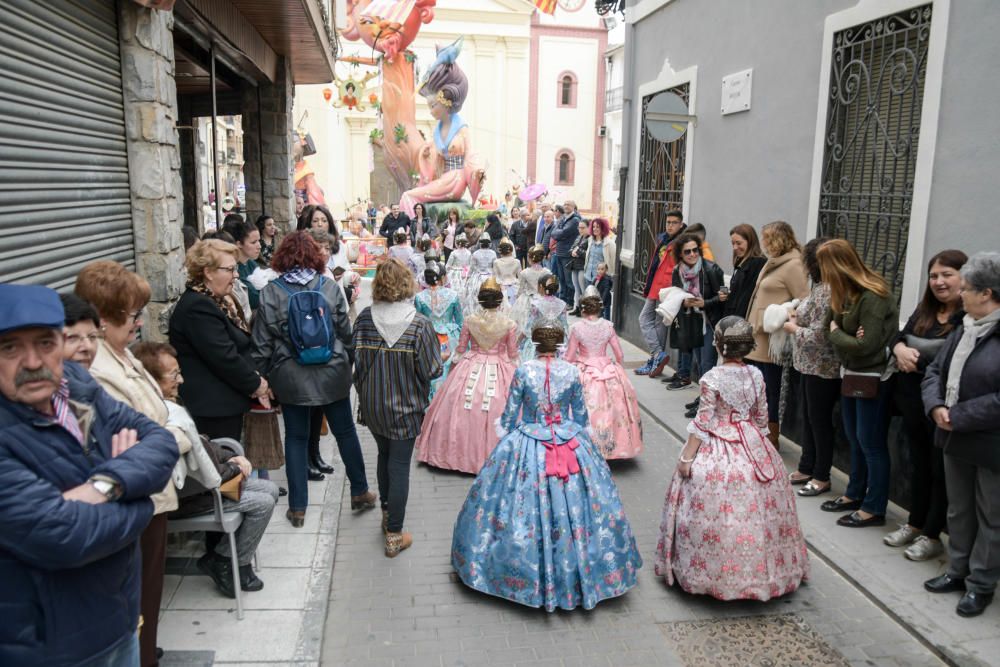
[655,316,809,601]
[416,278,519,473]
[564,290,643,459]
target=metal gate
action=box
[0,0,133,291]
[631,83,688,296]
[817,5,931,302]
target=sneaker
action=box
[648,351,671,378]
[905,536,944,561]
[660,372,680,384]
[666,377,692,390]
[884,524,920,547]
[634,355,656,375]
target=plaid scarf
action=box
[282,268,317,285]
[51,378,83,445]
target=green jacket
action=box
[825,289,899,373]
[237,259,260,311]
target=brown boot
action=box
[286,509,305,528]
[767,422,780,450]
[384,531,413,558]
[351,490,377,511]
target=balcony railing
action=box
[605,86,622,112]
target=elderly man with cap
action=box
[0,284,178,667]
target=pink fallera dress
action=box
[416,310,519,473]
[654,363,809,601]
[564,318,643,460]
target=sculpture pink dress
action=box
[654,363,809,601]
[416,309,519,473]
[564,318,643,460]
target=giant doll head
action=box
[342,0,436,61]
[419,38,468,121]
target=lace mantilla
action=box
[469,248,498,273]
[465,310,516,352]
[569,318,614,356]
[416,287,460,319]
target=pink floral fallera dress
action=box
[564,318,643,459]
[416,310,519,474]
[654,363,809,601]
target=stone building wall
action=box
[118,1,186,338]
[243,58,296,233]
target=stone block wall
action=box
[242,58,295,233]
[118,1,186,338]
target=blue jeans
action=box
[282,399,369,510]
[842,381,892,515]
[551,255,573,306]
[79,632,139,667]
[677,324,716,379]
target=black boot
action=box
[307,466,325,482]
[685,397,700,410]
[197,553,236,598]
[308,409,334,474]
[239,564,264,592]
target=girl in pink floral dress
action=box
[655,316,809,601]
[416,278,519,473]
[564,290,643,459]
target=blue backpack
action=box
[275,276,334,365]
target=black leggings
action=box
[898,374,948,539]
[373,434,416,533]
[748,360,782,423]
[798,374,841,483]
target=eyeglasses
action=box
[214,265,238,274]
[682,248,701,256]
[168,370,183,381]
[64,333,102,345]
[123,309,144,323]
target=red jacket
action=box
[644,239,678,298]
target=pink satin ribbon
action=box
[542,413,580,481]
[730,410,777,483]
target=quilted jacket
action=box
[0,362,178,666]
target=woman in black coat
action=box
[722,224,767,318]
[921,252,1000,618]
[484,213,506,252]
[169,239,269,440]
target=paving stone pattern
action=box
[321,407,945,667]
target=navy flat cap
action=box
[0,284,65,335]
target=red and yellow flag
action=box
[533,0,557,15]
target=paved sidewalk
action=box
[159,437,347,666]
[621,339,999,667]
[319,339,947,666]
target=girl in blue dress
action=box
[451,324,642,611]
[414,261,463,399]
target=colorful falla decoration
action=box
[330,71,378,111]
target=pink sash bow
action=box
[542,413,581,481]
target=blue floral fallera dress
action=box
[451,357,642,611]
[414,286,464,399]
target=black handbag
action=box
[670,309,704,352]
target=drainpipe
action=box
[611,14,636,327]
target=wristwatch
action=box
[89,477,122,502]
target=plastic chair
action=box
[166,438,248,619]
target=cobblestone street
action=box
[321,391,948,667]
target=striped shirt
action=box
[352,308,443,440]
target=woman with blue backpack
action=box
[252,231,377,527]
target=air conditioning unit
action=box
[598,126,608,137]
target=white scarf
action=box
[371,299,416,348]
[946,308,1000,407]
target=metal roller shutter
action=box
[0,0,133,291]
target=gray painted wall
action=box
[625,0,1000,290]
